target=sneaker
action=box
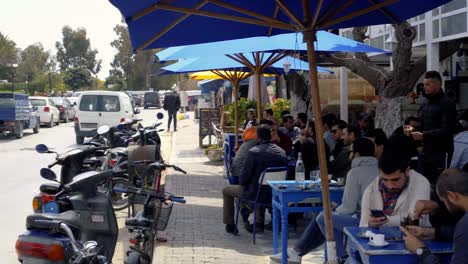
[245,223,264,233]
[270,248,302,264]
[225,224,237,234]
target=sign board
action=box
[199,108,220,147]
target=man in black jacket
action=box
[222,124,288,233]
[163,91,181,132]
[401,169,468,264]
[412,71,457,185]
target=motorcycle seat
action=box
[26,211,81,232]
[125,212,152,228]
[39,182,60,194]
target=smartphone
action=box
[370,209,388,219]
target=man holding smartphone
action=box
[360,139,431,227]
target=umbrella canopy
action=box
[159,55,334,75]
[156,31,389,62]
[189,71,274,80]
[110,0,450,52]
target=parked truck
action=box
[0,93,40,138]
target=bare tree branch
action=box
[352,27,372,62]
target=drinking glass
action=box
[310,170,319,189]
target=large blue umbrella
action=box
[156,31,389,62]
[109,1,452,261]
[159,55,333,149]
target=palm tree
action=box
[0,32,17,65]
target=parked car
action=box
[144,92,161,109]
[50,97,76,122]
[74,91,140,144]
[0,93,40,138]
[67,97,79,109]
[29,96,60,127]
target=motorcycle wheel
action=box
[109,177,131,211]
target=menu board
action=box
[199,108,220,137]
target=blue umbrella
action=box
[109,1,452,261]
[156,31,389,62]
[159,55,333,149]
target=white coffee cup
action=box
[369,234,385,246]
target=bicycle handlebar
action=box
[113,186,186,204]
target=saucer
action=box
[368,241,389,247]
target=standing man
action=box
[413,71,457,185]
[163,91,181,132]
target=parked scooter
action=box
[17,150,186,264]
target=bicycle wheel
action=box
[142,231,156,264]
[109,177,131,211]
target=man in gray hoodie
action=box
[271,137,379,263]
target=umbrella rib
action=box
[260,52,276,69]
[268,6,281,36]
[317,0,355,26]
[367,0,401,24]
[263,52,288,69]
[275,0,306,30]
[131,0,208,21]
[232,54,255,69]
[206,0,287,25]
[319,0,400,29]
[136,1,209,51]
[155,4,295,30]
[310,0,324,29]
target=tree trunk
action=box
[375,97,407,136]
[287,73,310,118]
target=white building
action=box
[339,0,468,110]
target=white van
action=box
[74,91,140,144]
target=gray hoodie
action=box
[335,156,378,216]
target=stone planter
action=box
[207,149,223,161]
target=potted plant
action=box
[205,145,224,161]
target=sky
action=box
[0,0,123,79]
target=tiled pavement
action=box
[153,113,325,264]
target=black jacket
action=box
[239,140,288,202]
[419,90,457,158]
[329,145,351,181]
[293,137,330,180]
[421,213,468,264]
[163,93,181,112]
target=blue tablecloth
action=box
[268,180,345,264]
[344,226,453,264]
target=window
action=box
[51,98,64,105]
[0,98,15,108]
[342,30,353,39]
[441,12,467,36]
[102,96,120,112]
[418,24,426,41]
[418,14,425,20]
[442,0,466,13]
[48,99,56,107]
[80,95,99,111]
[370,36,384,49]
[433,20,440,38]
[30,99,46,107]
[433,8,440,16]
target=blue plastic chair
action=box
[233,166,288,244]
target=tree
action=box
[17,43,50,83]
[322,22,461,135]
[109,24,177,91]
[0,32,18,80]
[63,67,92,91]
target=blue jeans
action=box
[293,214,325,256]
[316,212,360,259]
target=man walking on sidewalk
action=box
[163,91,181,132]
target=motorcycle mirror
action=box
[40,168,57,181]
[35,144,49,153]
[97,125,110,135]
[156,113,164,120]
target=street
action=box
[0,108,166,263]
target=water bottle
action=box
[295,152,305,189]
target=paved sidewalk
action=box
[153,114,325,264]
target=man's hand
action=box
[411,131,424,141]
[401,226,425,253]
[368,216,388,228]
[405,226,436,240]
[414,200,439,218]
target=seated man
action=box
[280,114,301,142]
[271,137,378,263]
[401,169,468,263]
[359,142,430,228]
[222,124,288,233]
[329,125,360,181]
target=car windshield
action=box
[51,98,64,105]
[0,95,15,108]
[144,93,158,100]
[79,95,120,112]
[30,99,47,106]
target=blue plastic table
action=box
[268,180,345,264]
[344,226,453,264]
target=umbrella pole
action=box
[234,80,240,149]
[255,71,262,119]
[304,30,337,263]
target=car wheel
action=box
[48,116,54,128]
[33,119,40,134]
[76,136,84,145]
[14,122,24,139]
